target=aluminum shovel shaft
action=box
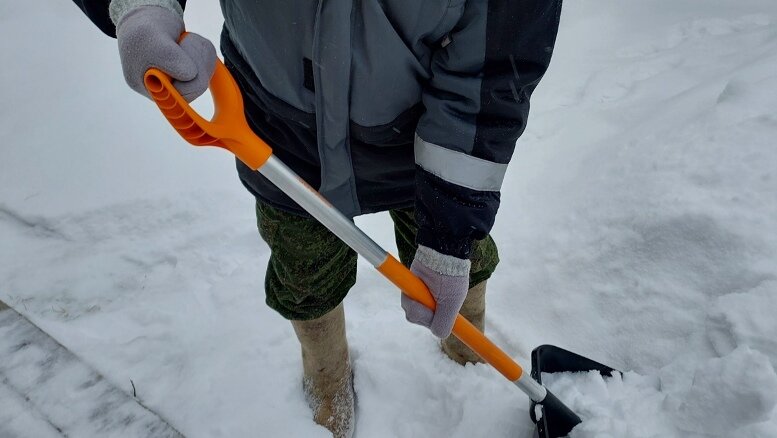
[143,58,552,404]
[259,155,548,402]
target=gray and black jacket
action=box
[74,0,562,258]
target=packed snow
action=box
[2,0,777,437]
[544,346,777,437]
[0,308,183,437]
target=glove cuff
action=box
[414,245,470,277]
[109,0,184,26]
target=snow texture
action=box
[0,307,182,437]
[2,0,777,436]
[544,346,777,437]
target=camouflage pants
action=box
[256,200,500,320]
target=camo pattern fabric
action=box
[257,202,499,321]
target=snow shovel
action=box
[530,345,618,437]
[143,56,613,437]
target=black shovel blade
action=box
[529,345,619,438]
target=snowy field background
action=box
[2,0,777,436]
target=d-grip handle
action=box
[143,59,272,170]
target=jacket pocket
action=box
[350,103,423,148]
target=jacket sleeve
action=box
[414,0,562,259]
[71,0,186,37]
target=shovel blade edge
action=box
[529,345,619,438]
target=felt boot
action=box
[291,303,354,438]
[441,281,487,365]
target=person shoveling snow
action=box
[71,0,567,436]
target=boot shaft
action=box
[290,303,354,438]
[442,281,487,365]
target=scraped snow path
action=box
[2,0,777,436]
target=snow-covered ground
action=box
[544,346,777,437]
[2,0,777,436]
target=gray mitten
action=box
[402,245,471,338]
[113,4,216,102]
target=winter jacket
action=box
[73,0,562,259]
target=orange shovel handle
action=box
[378,255,524,381]
[144,57,526,385]
[143,59,272,170]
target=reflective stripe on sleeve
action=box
[414,134,508,192]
